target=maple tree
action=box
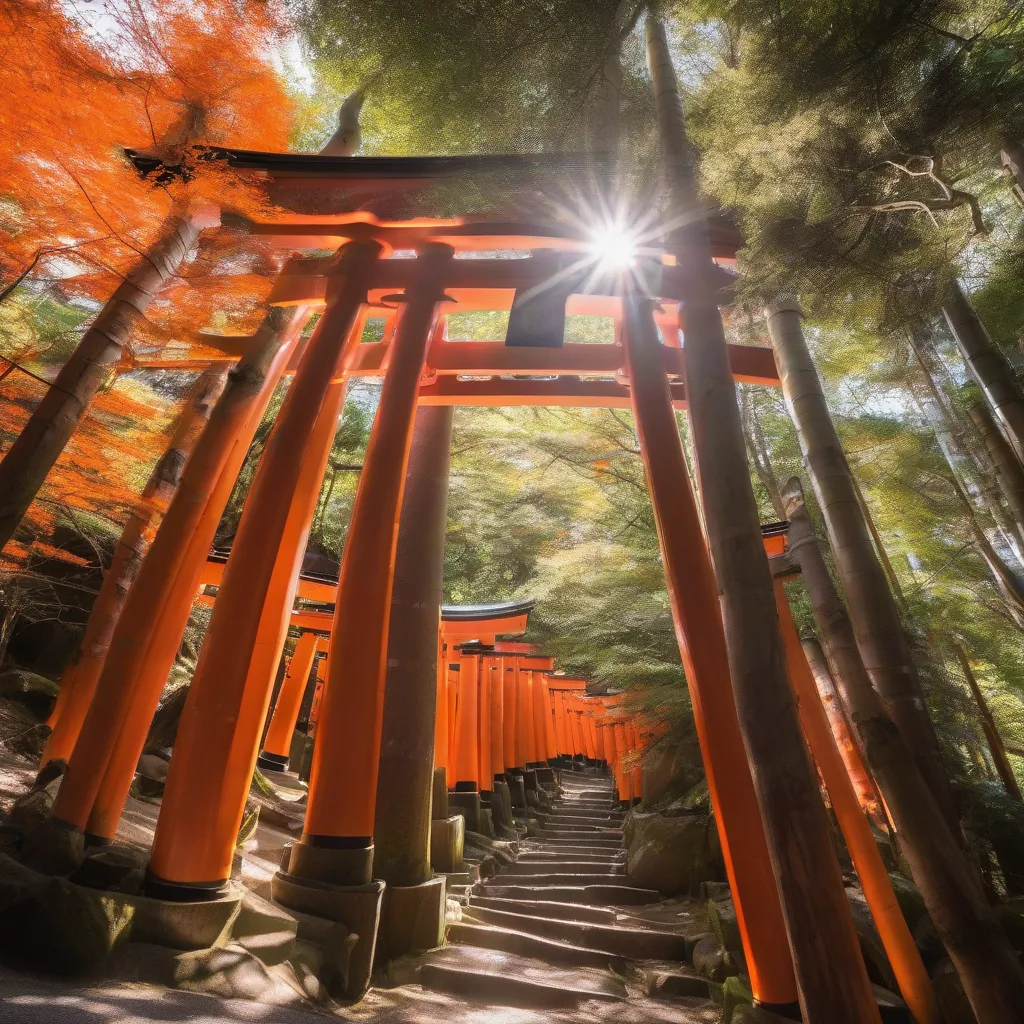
[0,0,295,551]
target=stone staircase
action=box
[408,769,725,1022]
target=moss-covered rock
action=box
[626,810,724,896]
[0,854,133,973]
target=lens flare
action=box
[590,222,636,270]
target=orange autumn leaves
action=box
[0,0,297,565]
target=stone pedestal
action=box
[448,790,482,833]
[522,769,539,793]
[286,840,373,887]
[491,779,514,828]
[507,772,527,809]
[376,875,445,961]
[272,869,384,1001]
[430,814,465,872]
[535,766,556,788]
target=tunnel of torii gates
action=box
[30,148,932,1015]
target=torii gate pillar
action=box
[373,404,453,959]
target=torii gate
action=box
[42,146,807,1005]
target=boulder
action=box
[707,892,742,954]
[135,753,169,798]
[0,854,133,973]
[626,810,724,896]
[0,669,59,719]
[846,886,895,989]
[888,872,926,926]
[931,957,976,1024]
[18,818,85,875]
[691,933,737,983]
[0,697,48,758]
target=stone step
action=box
[417,945,625,1009]
[463,905,690,961]
[518,852,625,864]
[525,838,623,850]
[535,830,623,841]
[447,921,628,971]
[468,895,618,924]
[478,883,661,906]
[504,860,624,876]
[486,872,625,887]
[545,817,624,829]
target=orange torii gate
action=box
[39,144,894,1011]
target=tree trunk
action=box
[765,298,958,827]
[953,643,1023,803]
[741,387,787,520]
[41,364,228,767]
[943,280,1024,465]
[908,328,1024,561]
[801,634,887,829]
[1001,142,1024,208]
[374,405,453,888]
[646,21,878,1022]
[968,399,1024,538]
[783,476,1024,1022]
[0,202,217,552]
[946,473,1024,628]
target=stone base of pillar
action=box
[376,875,445,961]
[286,840,373,888]
[255,750,289,774]
[130,876,244,947]
[535,766,555,788]
[447,790,481,833]
[521,769,539,793]
[506,773,527,809]
[490,779,514,828]
[431,767,448,819]
[429,814,465,872]
[476,806,495,839]
[271,870,384,1001]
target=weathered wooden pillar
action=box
[144,242,381,894]
[372,404,452,957]
[52,304,309,836]
[42,364,228,767]
[646,18,877,1018]
[774,581,938,1024]
[258,632,320,771]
